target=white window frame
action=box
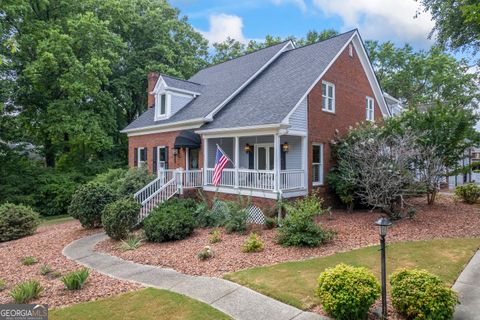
[254,143,274,171]
[321,81,335,113]
[312,143,324,186]
[366,96,374,121]
[155,93,170,120]
[137,147,147,168]
[348,43,353,57]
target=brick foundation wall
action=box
[307,42,384,201]
[128,130,203,174]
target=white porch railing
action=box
[138,177,178,220]
[205,168,304,191]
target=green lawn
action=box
[224,238,480,310]
[50,288,231,320]
[40,214,74,226]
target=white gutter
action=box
[120,117,207,134]
[195,123,289,135]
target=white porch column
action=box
[234,136,239,188]
[203,137,208,186]
[302,135,308,189]
[274,133,281,192]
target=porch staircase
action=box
[134,169,202,220]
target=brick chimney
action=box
[147,72,159,108]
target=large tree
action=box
[0,0,208,172]
[418,0,480,63]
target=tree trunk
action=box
[45,138,55,167]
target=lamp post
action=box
[375,217,392,319]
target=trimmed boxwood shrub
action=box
[143,200,196,242]
[102,198,141,240]
[390,269,458,320]
[454,183,480,204]
[316,264,380,320]
[0,203,40,242]
[68,182,116,229]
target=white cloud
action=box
[199,14,247,44]
[271,0,307,12]
[312,0,435,47]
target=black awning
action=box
[174,130,201,149]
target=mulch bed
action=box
[96,195,480,278]
[0,221,140,308]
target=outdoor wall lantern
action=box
[173,148,179,162]
[282,142,289,153]
[244,143,253,153]
[375,217,392,319]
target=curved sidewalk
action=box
[453,250,480,320]
[63,233,326,320]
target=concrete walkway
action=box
[63,233,326,320]
[453,250,480,320]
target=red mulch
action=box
[0,221,140,308]
[96,195,480,278]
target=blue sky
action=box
[171,0,438,50]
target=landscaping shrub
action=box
[120,235,142,251]
[21,256,37,266]
[35,171,79,216]
[264,217,277,230]
[0,279,6,291]
[102,198,141,240]
[61,268,90,290]
[390,269,458,320]
[10,280,42,303]
[40,264,52,276]
[209,229,222,244]
[68,182,116,228]
[241,233,264,253]
[116,168,153,197]
[316,264,380,320]
[197,246,214,260]
[0,203,40,242]
[224,201,248,234]
[91,168,127,192]
[277,195,334,247]
[454,183,480,204]
[143,200,196,242]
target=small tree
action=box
[414,146,445,204]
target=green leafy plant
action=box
[0,279,6,291]
[209,229,222,244]
[21,256,38,266]
[241,233,264,253]
[316,264,380,320]
[61,268,90,290]
[143,200,196,243]
[390,269,458,320]
[120,235,142,251]
[224,201,248,234]
[454,183,480,204]
[264,217,277,230]
[277,195,334,247]
[102,198,141,240]
[9,280,43,303]
[197,246,214,261]
[39,264,52,276]
[68,182,116,228]
[0,203,40,242]
[35,170,80,216]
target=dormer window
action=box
[159,94,166,116]
[155,93,170,120]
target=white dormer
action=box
[152,75,202,121]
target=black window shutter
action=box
[281,151,286,170]
[145,148,148,163]
[134,148,138,167]
[153,147,157,174]
[165,147,169,169]
[248,150,254,169]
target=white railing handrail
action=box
[141,177,176,205]
[134,176,162,198]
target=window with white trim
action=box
[366,96,374,121]
[138,147,147,168]
[322,81,335,113]
[312,143,323,185]
[159,94,166,116]
[348,43,353,57]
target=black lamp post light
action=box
[375,217,392,319]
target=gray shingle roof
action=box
[161,74,203,93]
[122,41,290,132]
[199,30,356,130]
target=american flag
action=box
[212,145,231,187]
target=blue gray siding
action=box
[170,93,193,116]
[288,96,307,132]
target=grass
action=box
[40,214,74,226]
[49,288,231,320]
[224,237,480,310]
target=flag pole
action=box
[216,144,234,165]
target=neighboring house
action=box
[383,92,404,116]
[448,147,480,188]
[122,29,391,217]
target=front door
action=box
[188,148,199,170]
[255,144,274,171]
[157,146,167,179]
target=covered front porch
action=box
[202,133,308,199]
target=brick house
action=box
[122,29,392,216]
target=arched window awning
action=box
[174,130,201,149]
